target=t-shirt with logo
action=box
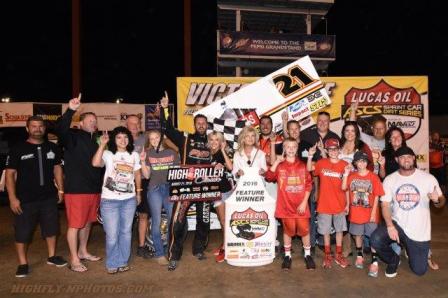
[347,171,384,224]
[5,141,62,204]
[265,159,312,218]
[381,169,442,241]
[146,148,180,190]
[101,150,141,200]
[313,158,348,214]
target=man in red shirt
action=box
[266,138,315,270]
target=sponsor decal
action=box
[230,208,269,240]
[21,154,35,160]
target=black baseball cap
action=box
[353,151,369,164]
[395,146,415,157]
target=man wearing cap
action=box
[307,138,349,269]
[371,146,446,277]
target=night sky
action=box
[1,1,446,114]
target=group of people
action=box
[5,94,446,279]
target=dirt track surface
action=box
[1,205,447,298]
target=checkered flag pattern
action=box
[208,118,247,151]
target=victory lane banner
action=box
[194,55,331,134]
[167,165,225,202]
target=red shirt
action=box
[259,135,283,166]
[314,158,348,214]
[265,159,312,218]
[347,171,385,224]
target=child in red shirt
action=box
[265,138,315,270]
[342,151,384,277]
[307,138,349,269]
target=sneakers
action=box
[155,256,169,266]
[15,264,29,278]
[304,255,316,270]
[213,244,224,256]
[334,254,349,268]
[136,246,153,259]
[194,252,207,260]
[282,256,292,270]
[118,265,130,273]
[322,254,333,269]
[355,256,364,269]
[168,260,177,271]
[47,256,68,267]
[368,263,379,277]
[385,262,399,278]
[215,249,225,263]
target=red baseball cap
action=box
[324,138,340,149]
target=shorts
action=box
[14,199,59,243]
[136,179,150,214]
[282,218,310,237]
[349,222,377,237]
[213,190,233,208]
[317,212,347,235]
[64,193,101,229]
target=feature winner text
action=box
[235,190,265,202]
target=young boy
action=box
[307,138,349,269]
[342,151,384,277]
[265,138,315,270]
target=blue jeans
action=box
[147,183,173,257]
[371,222,430,276]
[100,197,137,270]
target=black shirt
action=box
[300,127,341,161]
[6,141,62,204]
[55,108,103,194]
[210,150,232,193]
[159,107,210,165]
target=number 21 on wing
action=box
[272,65,316,98]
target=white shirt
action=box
[101,150,141,200]
[232,147,267,178]
[361,132,385,151]
[339,151,355,165]
[381,169,442,241]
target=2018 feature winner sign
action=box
[167,165,224,202]
[194,56,331,133]
[225,167,276,267]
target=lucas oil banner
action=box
[177,76,429,170]
[167,165,225,202]
[193,56,331,133]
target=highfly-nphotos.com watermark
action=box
[11,283,153,294]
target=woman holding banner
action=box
[140,130,180,266]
